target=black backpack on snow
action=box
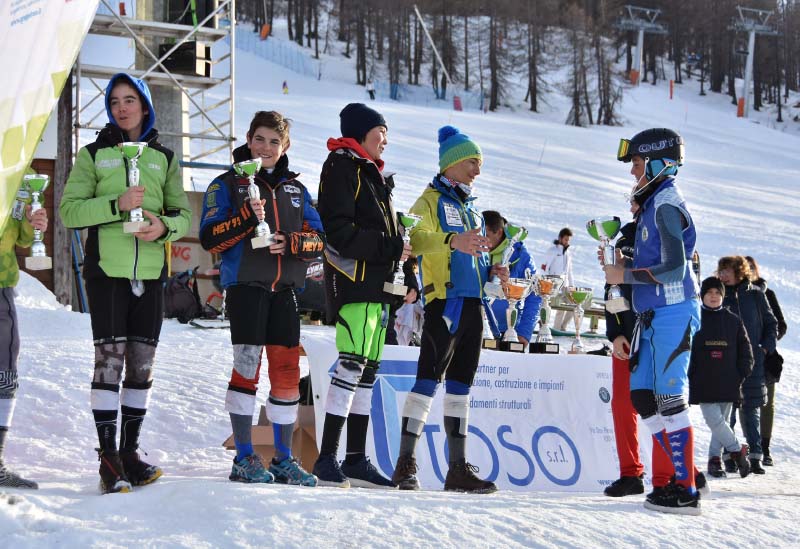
[164,268,203,323]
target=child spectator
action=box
[689,277,753,478]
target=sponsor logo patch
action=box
[283,184,300,194]
[97,158,123,169]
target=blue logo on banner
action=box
[327,357,582,487]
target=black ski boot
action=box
[762,438,773,466]
[120,449,163,486]
[750,459,766,475]
[707,456,726,478]
[603,475,644,497]
[98,450,132,494]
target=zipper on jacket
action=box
[269,187,282,292]
[132,233,140,280]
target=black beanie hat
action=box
[340,103,386,143]
[700,276,725,299]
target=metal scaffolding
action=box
[73,0,236,177]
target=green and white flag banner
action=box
[0,0,99,234]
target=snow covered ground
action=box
[2,18,799,548]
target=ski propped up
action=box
[189,318,230,329]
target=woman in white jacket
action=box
[541,227,574,331]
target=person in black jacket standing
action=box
[689,277,753,478]
[717,256,778,475]
[746,256,787,466]
[312,103,411,488]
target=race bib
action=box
[442,203,462,227]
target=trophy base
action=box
[605,297,630,314]
[383,281,408,296]
[123,220,150,233]
[530,342,559,354]
[251,234,276,249]
[499,340,526,353]
[25,255,52,271]
[482,338,499,350]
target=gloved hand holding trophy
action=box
[234,158,276,249]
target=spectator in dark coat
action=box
[746,256,786,466]
[717,256,778,475]
[689,276,753,478]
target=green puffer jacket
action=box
[0,187,34,288]
[60,124,191,281]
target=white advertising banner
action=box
[303,326,653,493]
[0,0,99,233]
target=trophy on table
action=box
[565,286,594,354]
[384,212,422,296]
[234,158,274,249]
[22,174,52,270]
[119,142,151,233]
[499,277,535,353]
[530,274,565,354]
[481,304,499,350]
[586,216,629,314]
[483,224,527,301]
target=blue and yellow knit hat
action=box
[438,125,482,173]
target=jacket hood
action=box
[327,137,384,172]
[105,73,156,139]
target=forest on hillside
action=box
[237,0,800,126]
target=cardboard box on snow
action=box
[222,405,318,468]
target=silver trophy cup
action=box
[565,286,594,354]
[119,142,151,233]
[481,303,499,350]
[531,274,566,353]
[499,277,535,352]
[587,216,629,314]
[22,174,52,270]
[484,225,527,301]
[384,213,422,296]
[234,158,274,249]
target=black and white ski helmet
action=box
[620,128,684,164]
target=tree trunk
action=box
[489,12,499,111]
[463,15,469,90]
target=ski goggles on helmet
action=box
[617,138,633,162]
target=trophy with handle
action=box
[384,212,422,296]
[530,274,565,354]
[565,287,594,354]
[499,277,535,353]
[119,142,151,233]
[22,174,52,270]
[234,158,274,249]
[586,216,629,314]
[484,224,527,300]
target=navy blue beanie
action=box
[340,103,386,142]
[700,276,725,299]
